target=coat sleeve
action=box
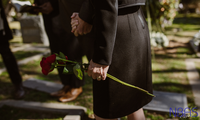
[34,0,59,16]
[48,0,59,13]
[79,0,94,25]
[34,0,39,5]
[92,0,118,65]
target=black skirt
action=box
[93,6,153,119]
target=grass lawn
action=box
[144,13,200,120]
[1,14,200,119]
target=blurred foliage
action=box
[2,0,34,8]
[2,0,9,8]
[18,0,34,4]
[143,0,180,32]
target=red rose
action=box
[40,54,56,75]
[46,54,56,63]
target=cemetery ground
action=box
[0,14,200,120]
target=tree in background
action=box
[181,0,200,4]
[180,0,200,13]
[143,0,180,49]
[144,0,180,32]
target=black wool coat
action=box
[0,0,13,41]
[78,0,153,119]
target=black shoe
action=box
[14,84,25,99]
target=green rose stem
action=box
[54,58,155,97]
[58,59,78,64]
[106,74,155,97]
[55,64,66,67]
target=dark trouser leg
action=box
[42,15,84,88]
[58,69,84,88]
[0,40,22,85]
[57,33,84,88]
[48,32,84,88]
[77,33,94,61]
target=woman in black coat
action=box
[71,0,153,119]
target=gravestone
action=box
[19,15,49,46]
[190,30,200,53]
[0,100,86,119]
[190,39,199,53]
[23,78,63,93]
[143,91,188,113]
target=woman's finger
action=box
[93,67,102,81]
[99,68,103,80]
[71,12,78,18]
[71,19,78,25]
[93,72,100,80]
[102,69,107,80]
[77,29,84,35]
[71,26,77,33]
[74,30,79,37]
[71,22,78,28]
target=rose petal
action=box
[46,54,56,63]
[43,64,51,71]
[40,57,46,67]
[42,69,49,75]
[40,54,57,75]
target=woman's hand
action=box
[71,12,93,36]
[87,60,109,81]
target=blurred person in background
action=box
[33,0,90,102]
[57,0,94,102]
[0,0,25,99]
